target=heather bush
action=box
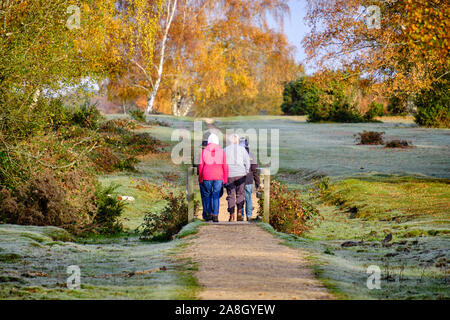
[147,119,171,127]
[385,140,411,148]
[138,189,197,241]
[70,100,104,129]
[0,170,95,232]
[100,119,138,133]
[355,131,385,145]
[258,180,321,236]
[129,108,146,123]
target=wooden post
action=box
[186,167,195,222]
[258,168,271,223]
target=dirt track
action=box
[188,192,333,300]
[188,223,333,300]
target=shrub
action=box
[101,127,161,156]
[0,171,90,230]
[0,95,70,140]
[306,82,370,123]
[120,132,161,155]
[117,156,139,171]
[89,147,121,173]
[138,190,195,241]
[308,101,366,123]
[414,77,449,128]
[147,119,171,127]
[312,177,330,197]
[89,147,139,172]
[258,180,321,236]
[101,119,137,133]
[365,101,385,120]
[70,101,103,129]
[385,140,411,148]
[92,184,125,234]
[387,95,407,115]
[355,131,385,145]
[129,108,146,123]
[281,77,320,115]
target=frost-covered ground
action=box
[144,115,450,177]
[213,118,450,178]
[0,224,199,299]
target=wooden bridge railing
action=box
[185,167,271,223]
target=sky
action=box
[268,0,315,74]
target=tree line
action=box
[285,0,449,127]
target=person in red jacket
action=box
[198,133,228,222]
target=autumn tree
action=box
[303,0,449,100]
[0,0,143,139]
[109,0,300,116]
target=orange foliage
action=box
[109,0,300,116]
[303,0,449,98]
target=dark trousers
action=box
[225,176,246,214]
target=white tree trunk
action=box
[145,0,178,115]
[181,102,192,116]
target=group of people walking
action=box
[198,133,260,222]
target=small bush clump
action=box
[92,185,125,234]
[138,189,196,241]
[147,119,171,127]
[308,101,367,123]
[355,131,385,145]
[258,180,321,236]
[365,101,385,119]
[70,101,103,129]
[385,140,411,148]
[129,108,146,123]
[100,119,137,133]
[0,171,94,232]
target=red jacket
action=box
[198,143,228,184]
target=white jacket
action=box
[224,144,250,178]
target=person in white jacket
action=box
[224,134,250,221]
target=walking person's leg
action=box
[203,180,213,221]
[235,176,246,221]
[226,177,237,222]
[244,184,253,220]
[199,182,208,220]
[211,180,223,222]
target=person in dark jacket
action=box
[239,138,260,221]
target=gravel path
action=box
[189,193,333,300]
[187,223,333,300]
